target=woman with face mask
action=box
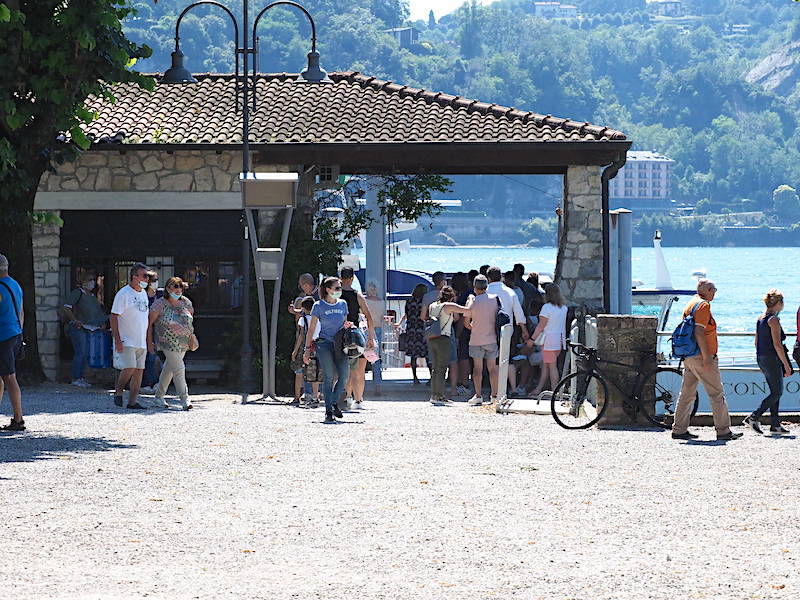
[61,270,108,388]
[147,277,195,410]
[303,276,352,423]
[140,270,163,392]
[743,289,792,435]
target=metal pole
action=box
[245,208,268,399]
[267,205,294,399]
[617,209,633,315]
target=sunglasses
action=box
[332,286,342,290]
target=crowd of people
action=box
[0,250,797,436]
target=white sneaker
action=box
[71,379,91,388]
[468,395,483,406]
[151,396,168,409]
[139,385,155,394]
[355,399,364,409]
[430,397,447,406]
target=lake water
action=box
[355,245,800,353]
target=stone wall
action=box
[595,314,658,427]
[32,212,62,380]
[38,150,243,193]
[557,165,604,311]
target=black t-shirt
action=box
[341,289,360,322]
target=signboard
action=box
[240,172,298,208]
[255,248,283,281]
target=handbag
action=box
[188,333,199,352]
[398,331,408,352]
[0,280,26,361]
[424,304,450,340]
[303,355,323,383]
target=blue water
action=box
[355,246,800,353]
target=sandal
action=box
[1,418,25,431]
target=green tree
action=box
[0,1,153,380]
[772,184,800,223]
[428,9,436,29]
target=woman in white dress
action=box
[530,283,568,396]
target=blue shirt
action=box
[311,298,348,340]
[0,275,23,342]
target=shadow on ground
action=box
[0,432,136,463]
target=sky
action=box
[409,0,499,22]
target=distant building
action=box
[532,2,578,19]
[383,27,420,49]
[646,0,684,18]
[609,150,675,212]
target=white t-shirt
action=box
[538,302,568,350]
[487,281,525,326]
[111,284,150,348]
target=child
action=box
[291,296,320,407]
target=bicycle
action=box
[549,342,699,429]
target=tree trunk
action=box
[1,165,47,384]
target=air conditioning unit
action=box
[313,165,340,189]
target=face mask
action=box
[169,292,182,300]
[331,290,342,300]
[138,279,148,290]
[149,282,158,290]
[84,280,96,291]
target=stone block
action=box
[108,153,123,168]
[573,279,602,303]
[194,166,214,191]
[142,155,163,172]
[44,272,59,287]
[175,155,205,171]
[560,258,580,279]
[96,167,112,190]
[133,172,158,191]
[211,167,233,191]
[61,178,79,191]
[162,154,175,170]
[76,167,88,182]
[587,211,602,230]
[80,153,107,167]
[112,175,132,191]
[160,173,193,191]
[577,242,597,260]
[128,154,144,174]
[39,340,57,356]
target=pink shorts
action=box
[542,350,561,364]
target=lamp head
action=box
[160,48,197,84]
[296,50,333,84]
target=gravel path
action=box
[2,382,799,599]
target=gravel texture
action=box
[2,382,799,600]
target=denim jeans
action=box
[68,327,88,380]
[315,339,350,413]
[370,326,383,389]
[754,354,783,427]
[142,352,161,387]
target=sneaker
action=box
[355,399,364,409]
[139,386,155,394]
[181,399,193,411]
[515,386,526,396]
[430,397,446,406]
[770,425,790,434]
[456,385,470,395]
[716,431,744,441]
[151,397,168,409]
[743,415,762,435]
[671,431,699,440]
[468,395,483,406]
[71,379,91,388]
[126,403,146,410]
[113,395,123,407]
[333,405,343,419]
[1,418,25,431]
[324,412,335,423]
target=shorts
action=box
[542,349,561,364]
[115,346,146,370]
[469,343,499,360]
[0,334,22,376]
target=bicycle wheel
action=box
[550,371,609,429]
[638,367,699,428]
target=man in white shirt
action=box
[110,263,151,409]
[486,266,530,393]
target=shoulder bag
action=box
[0,280,26,361]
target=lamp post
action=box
[161,1,331,396]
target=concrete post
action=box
[616,209,633,315]
[365,186,386,300]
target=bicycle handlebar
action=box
[569,342,595,357]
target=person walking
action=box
[426,286,471,405]
[398,283,428,385]
[61,269,107,388]
[672,279,742,441]
[110,263,151,410]
[464,275,499,405]
[147,277,195,410]
[304,276,351,423]
[529,283,569,397]
[743,290,792,435]
[140,269,163,392]
[290,296,320,407]
[0,254,25,431]
[339,267,374,409]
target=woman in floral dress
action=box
[147,277,195,410]
[399,283,428,385]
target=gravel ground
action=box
[2,382,799,600]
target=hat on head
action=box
[0,254,8,269]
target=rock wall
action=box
[557,165,604,311]
[595,314,658,427]
[32,212,62,380]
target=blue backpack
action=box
[670,302,703,359]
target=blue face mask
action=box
[138,279,148,289]
[169,292,182,300]
[331,290,342,300]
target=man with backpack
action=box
[671,279,742,441]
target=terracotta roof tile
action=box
[82,72,626,145]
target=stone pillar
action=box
[32,211,62,381]
[557,165,604,311]
[596,314,657,427]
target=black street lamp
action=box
[161,1,331,394]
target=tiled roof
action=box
[84,72,626,145]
